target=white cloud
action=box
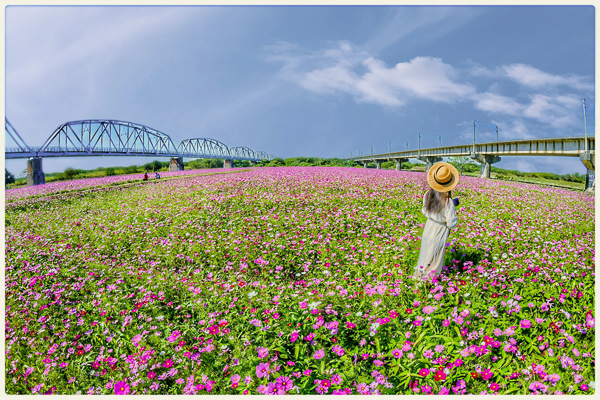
[471,92,523,116]
[523,94,581,128]
[503,64,593,91]
[272,42,475,108]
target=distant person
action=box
[413,162,460,283]
[155,172,160,179]
[143,172,148,181]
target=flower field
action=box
[5,167,595,395]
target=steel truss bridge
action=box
[5,119,277,162]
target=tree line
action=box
[5,155,586,187]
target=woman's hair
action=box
[424,189,451,214]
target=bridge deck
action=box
[352,136,595,161]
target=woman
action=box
[413,162,459,282]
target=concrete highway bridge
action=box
[351,136,595,191]
[5,118,277,186]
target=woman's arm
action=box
[421,190,429,215]
[445,198,458,230]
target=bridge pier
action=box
[393,158,408,171]
[376,161,381,169]
[169,157,184,172]
[470,153,501,179]
[580,152,595,192]
[224,159,234,169]
[363,161,368,168]
[27,157,45,186]
[417,156,442,172]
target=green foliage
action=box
[5,168,15,184]
[187,158,225,169]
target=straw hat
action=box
[427,162,459,192]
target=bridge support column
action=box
[417,156,442,173]
[470,153,501,179]
[224,159,234,169]
[363,161,368,168]
[169,157,184,172]
[580,152,595,192]
[376,161,381,169]
[27,157,45,186]
[393,158,408,171]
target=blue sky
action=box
[5,5,595,176]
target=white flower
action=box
[308,301,321,310]
[370,322,380,331]
[356,312,363,317]
[248,291,257,298]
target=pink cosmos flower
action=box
[114,381,130,395]
[481,369,493,381]
[332,345,345,356]
[423,306,437,314]
[520,319,531,329]
[256,363,270,379]
[313,349,325,359]
[257,346,269,359]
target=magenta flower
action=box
[580,384,589,391]
[257,346,269,359]
[163,359,173,368]
[332,345,345,356]
[392,348,402,358]
[520,319,531,329]
[313,349,325,360]
[114,381,130,395]
[275,375,293,391]
[418,368,430,377]
[256,362,270,379]
[290,331,299,343]
[208,324,220,335]
[147,371,155,379]
[489,382,500,392]
[442,319,451,327]
[231,374,241,384]
[331,374,343,385]
[481,369,493,381]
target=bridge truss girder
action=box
[5,118,35,158]
[37,120,179,157]
[177,138,231,159]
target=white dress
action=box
[413,191,458,281]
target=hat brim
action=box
[427,162,459,192]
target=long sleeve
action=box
[444,199,458,230]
